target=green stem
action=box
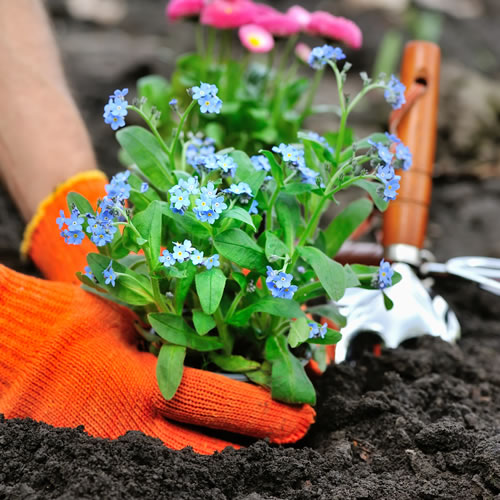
[214,308,232,355]
[151,276,169,313]
[346,82,386,116]
[265,183,281,232]
[299,67,324,123]
[207,27,217,69]
[262,48,276,96]
[225,288,245,320]
[272,34,299,96]
[169,100,197,170]
[127,105,175,185]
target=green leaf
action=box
[324,198,373,257]
[195,268,226,315]
[307,304,347,328]
[353,179,388,212]
[307,327,342,345]
[284,183,316,195]
[87,253,154,306]
[221,207,256,231]
[214,228,267,273]
[311,345,327,373]
[156,344,185,400]
[232,272,247,291]
[245,361,271,388]
[209,353,260,372]
[265,335,316,405]
[324,128,354,150]
[128,173,161,212]
[264,231,289,261]
[67,192,95,216]
[174,263,196,314]
[276,193,301,252]
[204,122,225,147]
[192,310,216,336]
[288,317,310,348]
[164,210,210,238]
[227,297,306,326]
[116,126,171,190]
[231,151,267,195]
[260,150,283,185]
[132,200,165,267]
[137,75,171,126]
[383,292,394,310]
[149,313,223,351]
[344,264,362,288]
[298,246,346,301]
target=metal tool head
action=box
[334,263,461,363]
[422,256,500,296]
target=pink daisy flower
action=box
[201,0,257,29]
[166,0,204,22]
[307,11,362,49]
[294,42,312,64]
[253,9,301,37]
[287,5,312,30]
[238,24,275,53]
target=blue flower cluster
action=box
[186,134,216,169]
[103,261,117,287]
[385,133,412,171]
[168,177,230,224]
[378,259,394,289]
[103,88,129,130]
[272,143,319,185]
[58,208,85,245]
[250,155,271,172]
[190,83,222,114]
[308,321,328,340]
[369,133,412,202]
[224,182,252,197]
[307,132,335,154]
[308,45,346,70]
[384,76,406,110]
[159,239,220,270]
[265,266,297,300]
[58,171,131,247]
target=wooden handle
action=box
[382,41,441,252]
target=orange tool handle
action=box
[382,41,441,254]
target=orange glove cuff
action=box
[21,170,108,283]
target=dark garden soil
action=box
[1,1,500,498]
[1,281,499,499]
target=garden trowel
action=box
[334,41,462,363]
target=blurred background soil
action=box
[1,0,500,271]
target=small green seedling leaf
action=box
[298,246,346,301]
[209,353,260,372]
[192,310,216,336]
[265,335,316,405]
[156,344,186,400]
[288,317,310,348]
[195,268,227,315]
[149,313,223,351]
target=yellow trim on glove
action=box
[20,170,107,257]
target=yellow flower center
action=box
[248,35,261,47]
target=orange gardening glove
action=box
[0,171,315,454]
[0,265,314,454]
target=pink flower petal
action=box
[239,24,275,53]
[253,10,301,37]
[307,11,362,49]
[201,0,257,29]
[166,0,205,22]
[287,5,311,29]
